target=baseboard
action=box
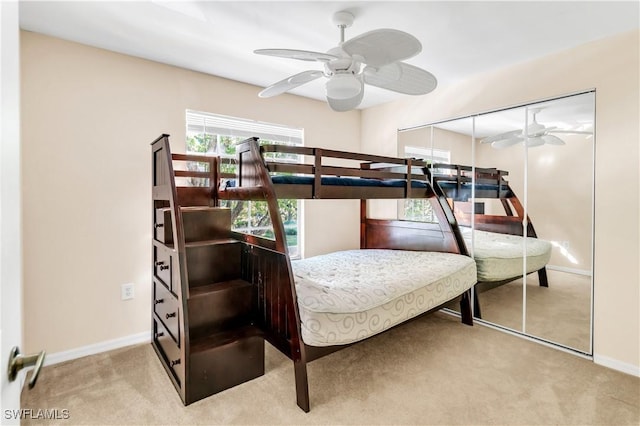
[594,354,640,377]
[546,264,592,276]
[44,331,152,367]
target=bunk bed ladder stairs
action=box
[151,135,264,406]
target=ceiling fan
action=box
[480,108,592,149]
[254,11,437,112]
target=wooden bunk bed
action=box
[150,134,476,412]
[426,164,552,317]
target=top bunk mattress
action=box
[272,175,429,187]
[291,249,476,347]
[460,227,552,282]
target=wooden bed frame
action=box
[426,164,549,317]
[151,134,473,411]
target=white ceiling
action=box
[19,1,639,110]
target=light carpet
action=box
[21,312,639,425]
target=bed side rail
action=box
[428,163,510,185]
[426,163,539,238]
[230,142,430,199]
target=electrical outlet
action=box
[121,283,135,300]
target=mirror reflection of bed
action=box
[398,91,594,355]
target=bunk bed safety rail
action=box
[223,140,434,200]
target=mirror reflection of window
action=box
[401,146,450,223]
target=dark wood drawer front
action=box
[154,245,172,289]
[154,281,180,345]
[154,318,183,386]
[155,208,173,244]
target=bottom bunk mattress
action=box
[459,227,552,282]
[291,249,476,347]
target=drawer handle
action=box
[154,331,164,339]
[155,261,169,271]
[155,223,164,229]
[166,312,176,320]
[170,359,181,367]
[155,298,164,304]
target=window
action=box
[401,146,451,223]
[186,110,303,257]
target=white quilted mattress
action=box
[291,249,476,347]
[460,227,552,282]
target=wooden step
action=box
[155,207,231,245]
[176,186,213,207]
[187,325,264,405]
[184,238,239,248]
[190,325,263,353]
[185,241,241,287]
[188,279,254,340]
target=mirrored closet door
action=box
[398,91,594,354]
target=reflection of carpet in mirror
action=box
[478,270,591,353]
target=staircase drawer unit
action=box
[151,135,265,407]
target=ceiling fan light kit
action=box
[254,10,437,111]
[326,73,362,99]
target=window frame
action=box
[185,110,304,258]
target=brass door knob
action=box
[7,346,46,389]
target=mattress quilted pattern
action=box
[460,227,552,282]
[292,250,476,347]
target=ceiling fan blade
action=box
[542,135,566,145]
[491,137,523,149]
[480,130,522,144]
[526,137,546,148]
[254,49,338,62]
[342,29,421,67]
[327,77,364,112]
[258,70,324,98]
[363,63,437,95]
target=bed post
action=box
[460,290,473,325]
[537,267,549,288]
[360,199,367,248]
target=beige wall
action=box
[20,31,360,354]
[362,30,640,370]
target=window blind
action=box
[186,110,303,144]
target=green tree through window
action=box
[186,111,303,257]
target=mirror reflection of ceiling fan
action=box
[480,107,593,149]
[254,11,437,112]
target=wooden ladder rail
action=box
[230,138,311,412]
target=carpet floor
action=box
[476,269,592,352]
[21,312,639,425]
